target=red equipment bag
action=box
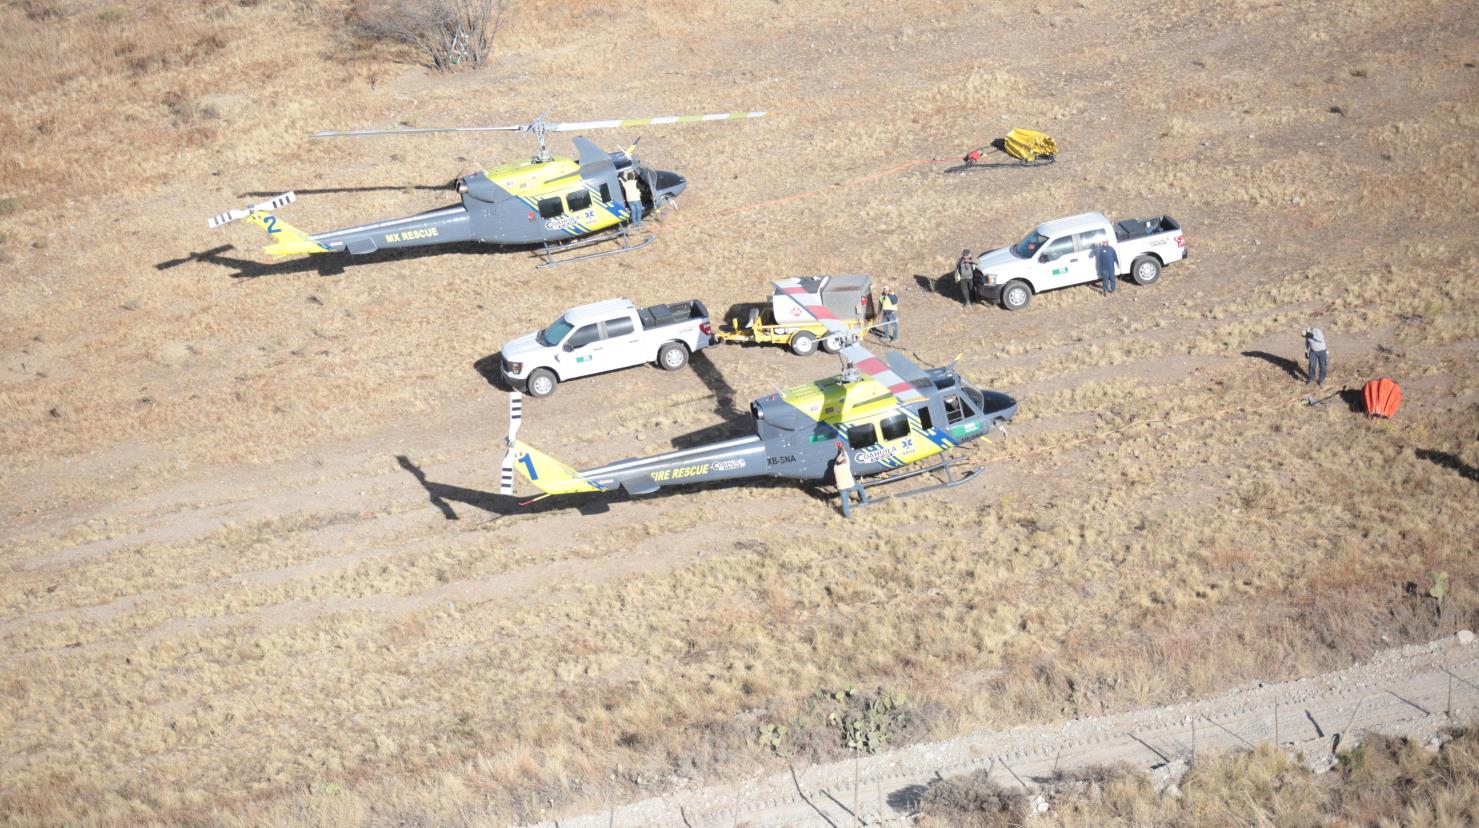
[1363,377,1402,418]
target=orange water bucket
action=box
[1363,378,1401,418]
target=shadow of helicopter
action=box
[154,239,512,279]
[396,452,829,522]
[670,350,754,449]
[396,454,612,520]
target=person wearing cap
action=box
[1304,326,1328,386]
[879,286,899,342]
[832,444,867,518]
[955,250,976,306]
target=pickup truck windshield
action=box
[538,316,574,348]
[1011,231,1048,259]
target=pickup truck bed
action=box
[639,300,708,330]
[1114,216,1179,242]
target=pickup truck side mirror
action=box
[1037,253,1049,263]
[562,342,575,352]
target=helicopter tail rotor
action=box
[499,391,524,496]
[207,191,296,229]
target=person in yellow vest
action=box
[832,444,867,517]
[879,286,899,342]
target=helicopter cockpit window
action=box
[879,414,910,441]
[567,324,600,349]
[566,190,591,212]
[846,423,878,449]
[537,197,564,219]
[944,394,966,424]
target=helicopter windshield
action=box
[1011,230,1049,259]
[538,316,574,348]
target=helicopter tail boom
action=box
[510,441,606,495]
[248,211,333,256]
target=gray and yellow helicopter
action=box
[207,112,765,268]
[498,285,1018,508]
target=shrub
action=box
[351,0,507,71]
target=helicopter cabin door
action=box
[843,408,936,472]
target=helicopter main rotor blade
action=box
[546,111,766,132]
[312,112,765,139]
[774,283,927,406]
[312,125,528,138]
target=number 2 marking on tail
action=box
[263,215,281,234]
[519,453,538,480]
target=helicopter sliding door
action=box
[843,408,941,474]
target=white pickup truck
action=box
[972,212,1187,310]
[500,298,713,397]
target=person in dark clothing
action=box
[1094,240,1120,295]
[1304,327,1328,386]
[955,250,976,306]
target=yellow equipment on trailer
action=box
[716,275,877,356]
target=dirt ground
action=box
[1,0,1477,825]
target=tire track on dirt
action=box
[544,635,1479,827]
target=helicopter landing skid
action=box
[532,226,655,269]
[852,455,982,507]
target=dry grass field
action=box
[921,729,1479,827]
[1,0,1477,825]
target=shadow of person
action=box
[913,271,961,297]
[1415,448,1479,483]
[1241,350,1305,381]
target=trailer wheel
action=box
[657,341,689,371]
[1130,256,1162,286]
[1001,280,1032,311]
[819,334,843,354]
[789,331,818,356]
[526,368,558,398]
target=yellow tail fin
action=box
[512,442,604,495]
[247,212,331,256]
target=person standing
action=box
[879,286,899,342]
[955,250,976,306]
[1094,240,1119,295]
[832,444,867,518]
[620,170,643,226]
[1304,327,1328,386]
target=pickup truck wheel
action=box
[789,331,818,356]
[657,341,689,371]
[526,368,558,398]
[1130,256,1162,286]
[1001,281,1032,311]
[819,334,843,354]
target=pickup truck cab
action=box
[500,298,712,397]
[973,212,1187,310]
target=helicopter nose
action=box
[653,169,687,199]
